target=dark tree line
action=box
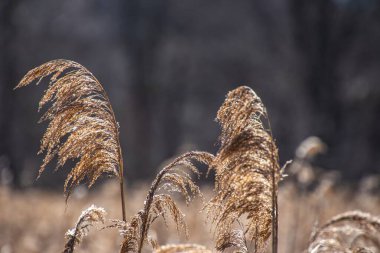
[0,0,21,186]
[1,0,380,188]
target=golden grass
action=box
[15,60,123,196]
[1,181,380,253]
[205,86,280,253]
[153,244,212,253]
[12,60,380,253]
[119,152,214,253]
[63,205,107,253]
[14,59,127,221]
[308,210,380,252]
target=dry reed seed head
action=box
[153,244,212,253]
[154,151,215,204]
[119,212,144,253]
[151,194,188,233]
[207,86,280,252]
[147,230,160,250]
[288,159,316,187]
[215,228,248,253]
[63,205,107,253]
[295,136,327,161]
[149,152,214,229]
[120,151,215,253]
[216,86,266,148]
[314,211,380,239]
[15,59,123,199]
[309,211,380,253]
[308,227,378,253]
[289,136,326,187]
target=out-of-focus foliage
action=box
[1,177,380,253]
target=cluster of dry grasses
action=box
[2,180,380,253]
[7,59,380,253]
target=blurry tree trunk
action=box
[161,83,186,158]
[289,0,365,165]
[0,0,21,187]
[291,0,334,137]
[120,0,169,178]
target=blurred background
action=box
[2,1,380,253]
[1,0,380,189]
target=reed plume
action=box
[153,244,212,253]
[308,211,380,253]
[215,228,248,252]
[205,86,280,252]
[120,151,214,253]
[15,59,126,220]
[63,205,107,253]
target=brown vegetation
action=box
[205,86,280,253]
[14,59,127,220]
[2,182,380,253]
[7,59,380,253]
[309,211,380,253]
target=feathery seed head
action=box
[309,211,380,253]
[120,151,215,253]
[206,86,280,252]
[15,59,123,199]
[63,205,107,253]
[153,244,212,253]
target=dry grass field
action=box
[4,60,380,253]
[1,178,379,253]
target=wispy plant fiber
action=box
[215,228,248,252]
[309,211,380,253]
[63,205,107,253]
[15,59,124,199]
[153,244,212,253]
[206,86,280,252]
[120,151,215,253]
